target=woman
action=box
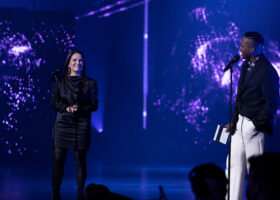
[51,50,98,200]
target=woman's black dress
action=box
[51,76,98,150]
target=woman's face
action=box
[68,53,84,75]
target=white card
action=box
[213,125,229,145]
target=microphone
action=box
[223,55,240,72]
[50,67,62,82]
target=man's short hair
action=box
[244,32,264,46]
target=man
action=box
[225,32,279,200]
[246,153,280,200]
[189,163,228,200]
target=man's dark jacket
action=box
[232,54,279,135]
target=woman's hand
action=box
[66,105,78,113]
[66,106,74,113]
[72,105,78,112]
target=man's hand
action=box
[225,123,231,133]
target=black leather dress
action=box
[51,76,98,150]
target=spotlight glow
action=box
[143,0,149,129]
[76,0,153,20]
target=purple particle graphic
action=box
[153,4,280,148]
[1,19,75,156]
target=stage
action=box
[0,1,280,200]
[0,164,196,200]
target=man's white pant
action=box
[226,114,265,200]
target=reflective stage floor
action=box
[0,164,195,200]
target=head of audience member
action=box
[85,183,133,200]
[189,163,227,200]
[85,184,110,200]
[247,152,280,200]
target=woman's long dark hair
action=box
[64,50,87,89]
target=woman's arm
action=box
[50,81,69,113]
[78,80,99,112]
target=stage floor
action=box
[0,164,195,200]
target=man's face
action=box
[239,37,255,59]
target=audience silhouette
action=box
[247,152,280,200]
[85,183,133,200]
[189,163,227,200]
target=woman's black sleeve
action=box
[79,80,99,112]
[50,82,68,113]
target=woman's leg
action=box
[52,147,68,200]
[74,149,87,200]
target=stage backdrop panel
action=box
[0,8,75,165]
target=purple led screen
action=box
[152,3,280,148]
[0,8,75,157]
